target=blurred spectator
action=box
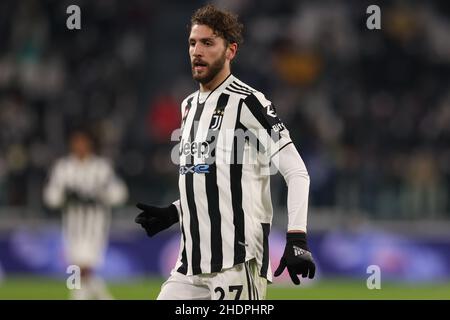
[0,0,449,220]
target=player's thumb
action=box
[136,202,155,212]
[274,258,286,277]
[134,213,145,224]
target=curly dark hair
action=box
[190,4,244,46]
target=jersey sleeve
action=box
[273,143,310,232]
[98,161,128,207]
[43,160,67,209]
[240,92,292,162]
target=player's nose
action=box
[191,43,203,57]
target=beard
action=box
[191,50,226,85]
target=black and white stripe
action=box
[224,81,255,97]
[43,156,127,267]
[176,75,291,282]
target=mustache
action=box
[192,59,208,67]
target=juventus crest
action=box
[210,110,224,130]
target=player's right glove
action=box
[135,203,179,237]
[274,232,316,285]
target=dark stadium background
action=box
[0,0,449,299]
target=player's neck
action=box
[73,153,92,162]
[199,68,231,92]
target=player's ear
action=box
[226,42,237,61]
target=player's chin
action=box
[192,70,210,82]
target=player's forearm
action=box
[286,172,309,232]
[43,184,65,208]
[274,143,310,232]
[103,178,128,206]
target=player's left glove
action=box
[274,232,316,285]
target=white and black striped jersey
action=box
[43,155,128,266]
[174,74,295,281]
[44,155,128,210]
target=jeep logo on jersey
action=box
[266,104,277,118]
[179,164,210,175]
[179,140,210,159]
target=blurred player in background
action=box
[135,4,315,300]
[43,128,128,300]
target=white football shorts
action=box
[157,258,267,300]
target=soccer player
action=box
[44,128,128,299]
[135,4,315,300]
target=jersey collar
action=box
[197,73,235,105]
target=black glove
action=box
[274,232,316,285]
[135,203,179,237]
[65,188,97,206]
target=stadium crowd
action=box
[0,0,449,219]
